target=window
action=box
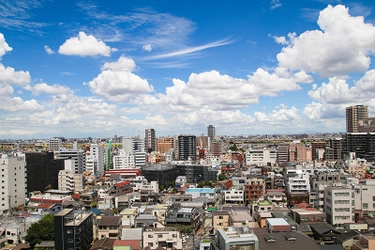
[67,229,73,234]
[219,216,223,219]
[158,234,163,238]
[148,243,154,247]
[148,234,153,238]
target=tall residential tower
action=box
[346,105,368,133]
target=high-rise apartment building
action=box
[207,125,215,142]
[49,137,62,151]
[145,128,156,152]
[178,135,196,161]
[346,105,368,133]
[0,154,27,213]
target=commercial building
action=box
[49,137,62,151]
[211,226,259,250]
[324,183,354,226]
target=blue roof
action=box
[186,188,215,193]
[91,207,101,215]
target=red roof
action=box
[72,193,81,199]
[115,181,131,187]
[114,240,140,249]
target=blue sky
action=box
[1,0,375,139]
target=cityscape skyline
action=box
[1,1,375,139]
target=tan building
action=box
[346,105,368,133]
[212,211,230,233]
[119,208,138,228]
[157,137,174,154]
[97,216,122,240]
[142,228,182,250]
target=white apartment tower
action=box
[0,154,27,213]
[58,159,84,192]
[90,144,105,177]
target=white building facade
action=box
[0,154,27,213]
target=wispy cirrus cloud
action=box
[144,38,235,60]
[0,0,48,31]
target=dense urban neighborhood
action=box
[0,105,375,249]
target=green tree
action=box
[197,181,205,188]
[25,213,54,248]
[218,174,226,181]
[229,144,238,151]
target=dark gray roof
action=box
[310,223,342,235]
[257,231,321,250]
[335,230,360,243]
[98,216,121,226]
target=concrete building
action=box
[0,154,27,213]
[224,188,244,204]
[353,179,375,219]
[212,226,259,250]
[113,151,136,169]
[54,209,93,250]
[324,183,354,226]
[245,148,277,166]
[89,144,105,177]
[97,216,122,240]
[58,169,84,192]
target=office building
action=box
[0,154,27,213]
[346,105,368,133]
[342,132,375,160]
[145,128,156,152]
[88,144,104,177]
[54,209,93,250]
[178,135,196,160]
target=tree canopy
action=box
[25,213,54,248]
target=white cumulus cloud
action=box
[276,4,375,77]
[0,33,12,59]
[85,56,154,102]
[58,31,116,57]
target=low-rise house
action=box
[97,216,122,240]
[266,218,292,233]
[309,223,342,244]
[352,234,375,249]
[142,228,182,250]
[165,205,201,231]
[120,227,143,249]
[110,181,133,197]
[119,208,138,228]
[134,214,158,228]
[290,208,326,224]
[335,230,360,250]
[212,211,230,233]
[228,210,256,228]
